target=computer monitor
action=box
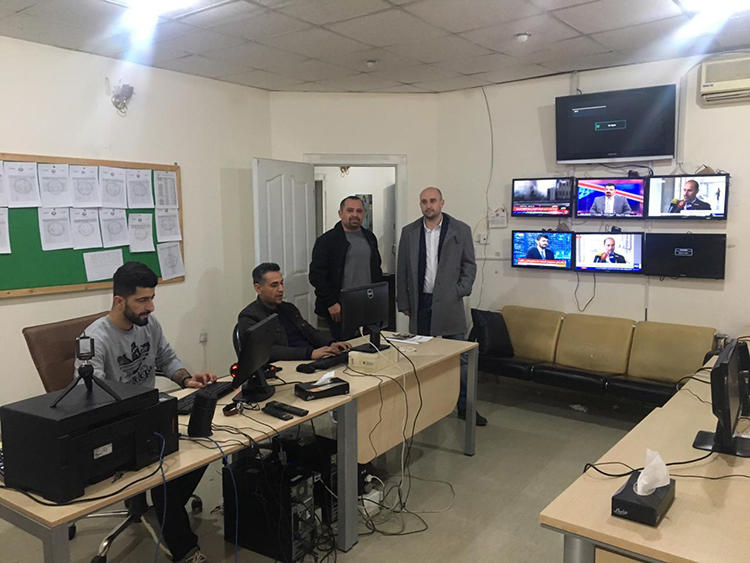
[233,314,279,403]
[693,340,750,457]
[511,231,573,270]
[574,232,644,273]
[340,281,390,353]
[511,177,573,217]
[643,233,726,279]
[574,178,645,218]
[646,174,729,219]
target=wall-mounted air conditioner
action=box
[699,55,750,104]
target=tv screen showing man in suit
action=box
[575,178,645,217]
[512,231,572,269]
[575,233,643,273]
[646,174,728,219]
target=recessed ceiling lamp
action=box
[119,1,199,43]
[515,32,531,43]
[365,59,378,69]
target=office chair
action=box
[22,313,199,562]
[233,323,241,356]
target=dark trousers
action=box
[416,293,469,411]
[150,466,206,560]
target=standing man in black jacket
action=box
[309,195,383,340]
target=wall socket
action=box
[476,233,488,245]
[199,331,208,344]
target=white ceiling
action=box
[1,0,749,93]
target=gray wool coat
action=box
[396,213,477,336]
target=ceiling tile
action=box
[153,28,247,54]
[555,0,682,34]
[365,63,458,83]
[222,68,305,89]
[716,11,750,49]
[432,52,516,75]
[177,1,265,28]
[386,35,493,64]
[316,47,422,72]
[263,27,371,58]
[327,8,444,47]
[404,0,541,33]
[591,15,691,51]
[203,41,305,71]
[0,1,44,19]
[538,49,637,72]
[528,0,595,9]
[470,63,551,84]
[518,35,610,64]
[369,83,432,93]
[277,0,391,25]
[411,75,491,92]
[156,53,252,78]
[315,72,401,91]
[461,13,580,53]
[270,58,355,81]
[210,8,311,40]
[20,0,127,30]
[0,13,92,51]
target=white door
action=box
[253,158,316,321]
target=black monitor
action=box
[646,174,729,219]
[340,281,390,353]
[693,340,750,457]
[643,233,726,279]
[511,177,573,217]
[232,314,279,403]
[574,232,643,273]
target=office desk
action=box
[275,335,479,461]
[540,379,750,563]
[0,383,354,563]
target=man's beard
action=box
[124,305,149,326]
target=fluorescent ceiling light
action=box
[120,1,197,44]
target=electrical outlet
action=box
[477,233,488,245]
[199,331,208,344]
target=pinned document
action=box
[0,162,8,207]
[38,207,73,251]
[155,208,182,242]
[128,213,154,252]
[99,166,127,208]
[154,170,179,208]
[0,208,10,254]
[157,242,185,280]
[83,248,123,282]
[5,161,41,208]
[126,169,154,208]
[71,165,101,208]
[70,208,103,249]
[99,208,129,247]
[38,163,73,207]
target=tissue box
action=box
[611,471,675,526]
[294,377,350,401]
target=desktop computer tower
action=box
[276,434,338,525]
[222,452,315,562]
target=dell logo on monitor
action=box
[674,247,693,257]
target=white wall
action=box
[0,36,272,405]
[317,165,397,272]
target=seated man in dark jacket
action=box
[238,262,350,361]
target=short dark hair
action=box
[536,234,549,241]
[339,196,364,210]
[252,262,280,284]
[113,262,157,297]
[605,183,616,189]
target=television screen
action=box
[575,232,643,273]
[575,178,645,218]
[511,177,573,216]
[643,233,726,279]
[556,84,676,164]
[511,231,573,270]
[646,174,729,220]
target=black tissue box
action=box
[611,471,675,526]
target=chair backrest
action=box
[22,312,108,392]
[232,323,241,357]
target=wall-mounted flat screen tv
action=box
[643,233,726,279]
[511,177,573,216]
[575,178,645,218]
[511,231,573,270]
[556,84,676,164]
[575,232,644,273]
[646,174,729,220]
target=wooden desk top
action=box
[540,376,750,563]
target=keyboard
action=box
[176,381,235,415]
[296,352,348,373]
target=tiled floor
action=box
[0,376,651,562]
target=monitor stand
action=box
[233,373,275,403]
[350,327,390,354]
[692,429,750,458]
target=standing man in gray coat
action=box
[396,187,485,426]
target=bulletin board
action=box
[0,152,184,299]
